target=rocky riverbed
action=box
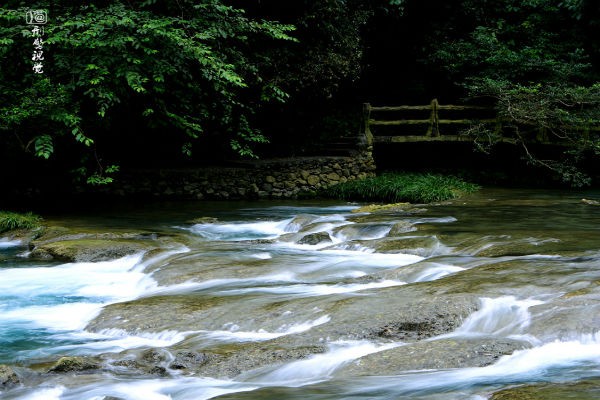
[1,189,600,399]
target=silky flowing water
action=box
[1,188,600,399]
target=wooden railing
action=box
[363,99,497,144]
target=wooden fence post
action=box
[426,99,440,137]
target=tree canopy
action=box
[1,0,599,186]
[1,0,295,182]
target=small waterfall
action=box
[218,280,405,297]
[187,218,295,240]
[0,250,195,363]
[332,223,392,241]
[453,296,544,337]
[248,341,400,386]
[0,238,22,249]
[412,263,465,282]
[195,315,331,343]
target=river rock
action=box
[527,296,600,342]
[490,379,600,399]
[388,221,417,235]
[362,236,443,257]
[140,348,168,364]
[333,223,392,241]
[339,338,530,376]
[0,364,19,388]
[109,349,171,377]
[285,214,318,231]
[170,351,210,370]
[48,356,100,373]
[30,239,151,262]
[191,339,326,378]
[297,232,331,245]
[358,293,479,341]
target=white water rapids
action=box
[1,192,600,399]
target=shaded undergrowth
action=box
[0,211,42,234]
[323,173,480,203]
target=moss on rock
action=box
[48,356,100,373]
[30,239,150,262]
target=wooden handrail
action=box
[363,100,496,139]
[369,105,491,112]
[362,100,599,147]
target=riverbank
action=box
[3,150,376,207]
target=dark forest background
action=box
[1,0,599,189]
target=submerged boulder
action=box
[297,232,332,245]
[0,364,19,389]
[48,356,100,373]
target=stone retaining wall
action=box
[102,150,376,199]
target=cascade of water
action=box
[2,193,600,400]
[0,238,22,248]
[247,341,400,386]
[452,296,544,337]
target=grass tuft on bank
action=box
[0,211,42,233]
[323,173,480,203]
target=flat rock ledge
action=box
[339,337,531,376]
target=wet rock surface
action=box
[30,239,151,262]
[490,379,600,400]
[191,340,327,378]
[169,350,210,370]
[0,364,19,388]
[48,356,100,373]
[104,338,326,380]
[361,293,478,341]
[3,189,600,398]
[26,225,179,262]
[87,284,478,342]
[340,338,531,376]
[297,232,332,245]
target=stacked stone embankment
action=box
[99,151,376,199]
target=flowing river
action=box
[1,188,600,399]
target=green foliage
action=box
[0,1,296,181]
[73,163,120,185]
[423,0,600,185]
[429,0,595,84]
[323,173,480,203]
[0,211,42,233]
[463,80,600,186]
[264,0,372,98]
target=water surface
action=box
[1,188,600,399]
